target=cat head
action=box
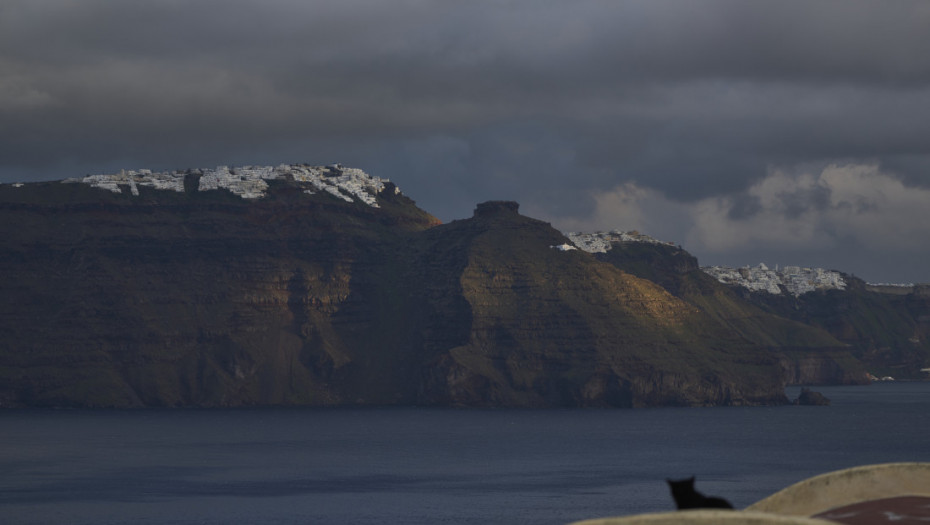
[666,476,696,494]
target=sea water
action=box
[1,382,928,525]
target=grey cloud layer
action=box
[2,1,930,281]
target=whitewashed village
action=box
[701,263,846,297]
[565,230,676,253]
[64,163,396,206]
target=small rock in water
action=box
[794,387,830,406]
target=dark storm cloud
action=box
[2,1,930,281]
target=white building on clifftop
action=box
[702,263,846,297]
[71,164,398,206]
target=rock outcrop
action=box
[794,387,830,406]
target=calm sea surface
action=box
[1,382,929,525]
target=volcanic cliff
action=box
[0,165,884,408]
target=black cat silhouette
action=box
[666,476,734,510]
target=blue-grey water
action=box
[1,382,929,525]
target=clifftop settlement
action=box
[702,263,846,297]
[63,163,397,206]
[565,230,675,253]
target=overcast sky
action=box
[3,1,930,282]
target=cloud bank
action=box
[2,1,930,281]
[555,164,930,281]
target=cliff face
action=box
[0,172,884,408]
[778,353,868,385]
[0,173,439,407]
